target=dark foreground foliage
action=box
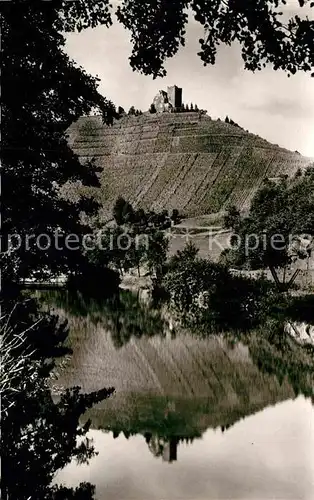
[115,0,314,78]
[0,294,115,500]
[285,294,314,325]
[1,1,117,283]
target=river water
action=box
[57,397,313,500]
[40,290,314,499]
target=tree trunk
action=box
[287,269,300,288]
[269,266,282,291]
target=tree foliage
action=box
[1,3,120,497]
[3,2,313,496]
[115,0,314,78]
[164,244,277,331]
[128,106,136,115]
[224,168,314,278]
[223,204,241,232]
[20,1,312,81]
[87,199,175,278]
[112,197,180,230]
[224,116,242,128]
[0,300,114,499]
[1,1,117,283]
[113,197,135,225]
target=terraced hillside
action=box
[67,112,312,218]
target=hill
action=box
[66,112,312,218]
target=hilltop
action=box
[66,111,312,219]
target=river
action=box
[38,290,314,500]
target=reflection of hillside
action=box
[84,390,310,462]
[38,289,169,349]
[41,289,313,453]
[84,389,295,441]
[111,429,192,462]
[248,329,314,398]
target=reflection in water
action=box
[40,290,314,499]
[56,397,314,500]
[38,288,170,349]
[40,289,313,400]
[146,435,179,462]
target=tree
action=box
[113,196,134,225]
[224,169,314,289]
[1,3,118,497]
[1,1,119,285]
[146,230,169,279]
[115,1,314,78]
[128,106,136,115]
[167,241,199,273]
[190,103,194,110]
[132,208,148,230]
[118,105,126,115]
[223,205,241,232]
[87,222,148,277]
[171,208,181,225]
[43,288,168,351]
[225,116,230,123]
[149,103,157,114]
[128,238,148,277]
[0,300,115,499]
[164,248,277,331]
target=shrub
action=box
[164,250,277,332]
[149,103,157,114]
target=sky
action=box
[65,3,314,158]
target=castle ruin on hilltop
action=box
[153,85,183,113]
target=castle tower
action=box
[162,438,178,463]
[167,85,182,110]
